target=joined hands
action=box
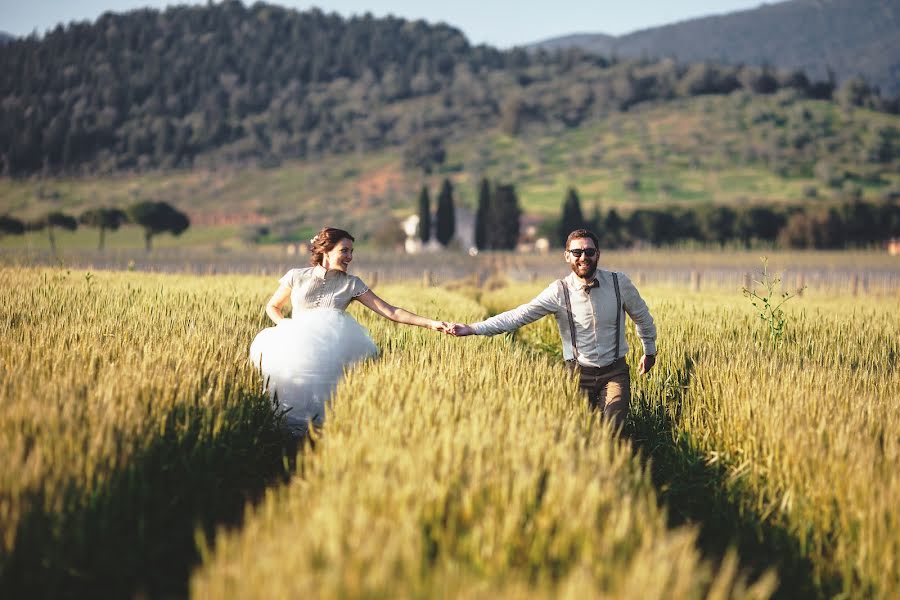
[433,322,475,336]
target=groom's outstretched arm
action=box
[448,323,476,336]
[448,283,559,338]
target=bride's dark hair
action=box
[310,227,354,266]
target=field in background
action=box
[2,245,899,297]
[0,265,897,598]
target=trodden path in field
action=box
[500,335,841,599]
[625,356,834,599]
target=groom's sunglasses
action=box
[567,248,598,258]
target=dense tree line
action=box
[554,188,900,249]
[3,1,890,178]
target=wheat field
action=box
[478,281,900,598]
[0,265,897,598]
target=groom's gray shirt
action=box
[470,270,656,369]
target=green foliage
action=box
[417,186,431,243]
[41,211,78,231]
[127,201,189,251]
[601,208,624,247]
[556,187,588,246]
[742,257,800,346]
[2,1,887,177]
[30,211,77,254]
[403,134,447,175]
[0,214,24,236]
[471,179,522,250]
[734,207,785,246]
[435,178,455,246]
[490,184,521,250]
[79,207,128,250]
[474,178,490,250]
[697,205,737,245]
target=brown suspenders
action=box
[558,273,622,364]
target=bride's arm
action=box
[354,290,446,331]
[265,285,291,324]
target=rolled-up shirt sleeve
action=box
[471,283,560,336]
[620,274,657,355]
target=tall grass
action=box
[480,282,900,598]
[6,264,892,598]
[0,267,289,597]
[191,286,773,599]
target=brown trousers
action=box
[567,357,630,430]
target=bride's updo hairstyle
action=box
[310,227,355,266]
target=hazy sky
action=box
[1,0,772,47]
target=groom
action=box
[449,229,657,430]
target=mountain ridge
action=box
[530,0,900,95]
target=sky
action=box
[1,0,772,47]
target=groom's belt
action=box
[565,356,627,377]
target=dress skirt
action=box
[249,308,377,432]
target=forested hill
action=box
[0,0,895,177]
[533,0,900,96]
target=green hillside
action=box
[2,0,895,179]
[1,2,898,250]
[2,92,898,250]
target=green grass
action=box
[0,225,240,251]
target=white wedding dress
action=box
[250,267,377,435]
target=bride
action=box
[250,226,448,437]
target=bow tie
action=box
[581,279,599,292]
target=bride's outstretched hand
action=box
[432,321,453,333]
[428,322,475,336]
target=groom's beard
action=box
[571,260,598,279]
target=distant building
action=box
[401,205,476,253]
[401,215,422,254]
[888,238,900,256]
[454,204,476,252]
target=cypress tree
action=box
[590,202,602,233]
[475,177,491,250]
[604,208,624,247]
[492,184,521,250]
[417,185,431,243]
[435,178,455,246]
[557,187,586,246]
